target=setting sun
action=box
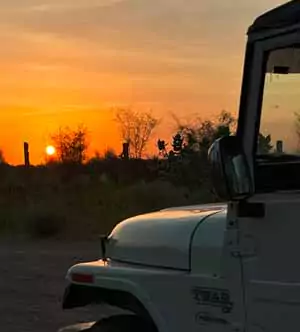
[46,145,56,156]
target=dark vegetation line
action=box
[0,109,275,240]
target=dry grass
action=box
[0,165,215,239]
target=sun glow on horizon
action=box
[46,145,56,156]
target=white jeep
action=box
[62,1,300,331]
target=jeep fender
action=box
[63,261,168,332]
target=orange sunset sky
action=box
[0,0,286,164]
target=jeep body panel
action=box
[64,251,240,332]
[106,204,226,270]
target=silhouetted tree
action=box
[157,139,168,158]
[51,125,88,164]
[115,108,159,159]
[155,110,236,188]
[157,139,167,151]
[257,133,273,154]
[174,110,236,156]
[172,133,184,153]
[217,110,236,131]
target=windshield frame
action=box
[237,29,300,192]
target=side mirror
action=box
[208,136,254,201]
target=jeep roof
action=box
[248,0,300,34]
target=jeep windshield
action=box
[256,46,300,192]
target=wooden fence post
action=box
[24,142,30,167]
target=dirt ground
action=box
[0,238,120,332]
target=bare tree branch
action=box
[115,108,159,158]
[51,125,89,164]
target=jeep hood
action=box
[106,203,226,270]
